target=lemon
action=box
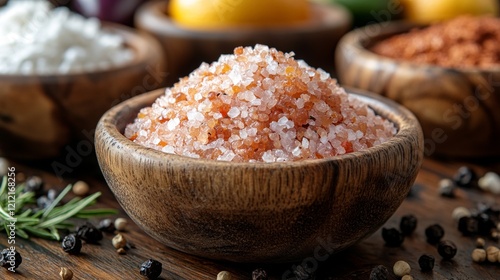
[168,0,310,29]
[402,0,499,24]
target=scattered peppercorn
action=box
[114,217,128,231]
[98,218,116,233]
[425,224,445,244]
[393,260,411,277]
[486,246,499,262]
[369,265,390,280]
[478,172,500,194]
[438,178,455,198]
[476,237,486,248]
[474,213,495,236]
[400,215,417,236]
[437,240,457,260]
[112,233,127,249]
[76,222,103,244]
[418,254,435,272]
[401,275,413,280]
[59,267,73,280]
[116,248,126,255]
[24,175,45,197]
[72,180,89,196]
[47,189,59,201]
[252,268,268,280]
[458,216,479,236]
[471,248,487,263]
[217,271,233,280]
[139,259,162,279]
[36,195,52,209]
[382,227,404,247]
[61,234,82,254]
[491,230,500,241]
[452,206,471,221]
[453,166,477,188]
[0,248,22,270]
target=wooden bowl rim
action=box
[341,20,500,73]
[97,86,422,168]
[0,22,160,79]
[135,0,352,38]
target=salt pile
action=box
[125,45,396,162]
[0,0,133,74]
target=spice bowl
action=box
[0,24,166,160]
[335,21,500,158]
[95,87,424,263]
[134,0,351,85]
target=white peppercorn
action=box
[217,271,233,280]
[114,218,128,231]
[116,248,126,255]
[475,237,485,248]
[486,246,499,263]
[401,275,413,280]
[72,180,89,196]
[478,172,500,194]
[112,233,127,249]
[438,178,455,197]
[471,248,486,263]
[59,267,73,280]
[452,207,471,221]
[393,260,411,277]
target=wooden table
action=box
[1,156,499,280]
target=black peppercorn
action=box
[418,254,435,271]
[139,259,162,279]
[453,166,476,188]
[0,248,22,270]
[47,189,59,201]
[382,227,404,247]
[252,268,268,280]
[437,240,457,259]
[438,179,455,198]
[425,224,444,244]
[458,216,479,236]
[24,176,45,197]
[76,222,103,243]
[98,218,116,233]
[369,265,390,280]
[36,195,52,209]
[400,215,417,236]
[61,234,82,254]
[474,213,495,236]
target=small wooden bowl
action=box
[135,0,351,85]
[0,24,166,159]
[335,21,500,158]
[95,87,423,263]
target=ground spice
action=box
[371,16,500,69]
[126,45,396,162]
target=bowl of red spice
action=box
[336,16,500,158]
[95,45,423,262]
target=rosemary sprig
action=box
[0,176,118,240]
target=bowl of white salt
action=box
[0,0,166,159]
[95,45,424,262]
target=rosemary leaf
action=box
[74,208,118,219]
[42,184,72,219]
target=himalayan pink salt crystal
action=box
[125,45,396,162]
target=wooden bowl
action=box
[95,87,424,263]
[135,0,351,85]
[0,24,166,160]
[335,21,500,158]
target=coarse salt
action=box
[125,45,396,162]
[0,0,133,75]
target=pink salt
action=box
[125,45,396,162]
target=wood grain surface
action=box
[1,156,499,279]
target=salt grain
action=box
[125,45,396,162]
